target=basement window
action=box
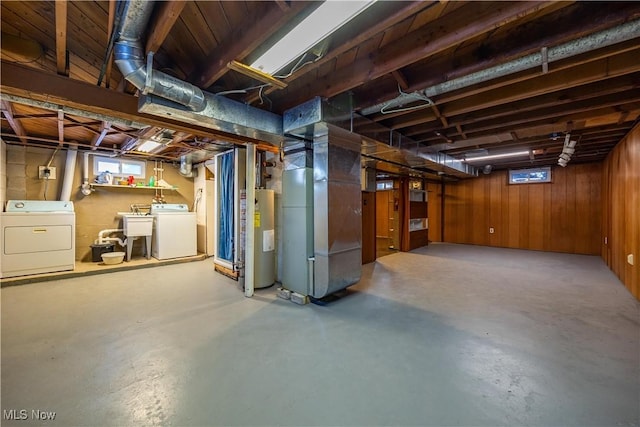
[376,180,394,190]
[509,167,551,184]
[93,156,146,179]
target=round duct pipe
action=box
[179,154,193,176]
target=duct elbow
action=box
[114,40,146,87]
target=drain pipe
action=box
[361,18,640,115]
[95,229,126,247]
[114,0,205,111]
[81,152,92,196]
[59,148,77,201]
[245,144,256,298]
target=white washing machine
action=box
[1,200,75,278]
[150,203,197,260]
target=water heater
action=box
[254,189,275,288]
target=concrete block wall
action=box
[13,146,195,262]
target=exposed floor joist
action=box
[0,100,28,144]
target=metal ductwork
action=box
[114,1,205,111]
[281,99,362,299]
[361,18,640,116]
[114,0,283,144]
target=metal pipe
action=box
[361,18,640,115]
[59,149,77,201]
[245,144,256,298]
[114,0,206,111]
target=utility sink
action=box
[116,213,153,237]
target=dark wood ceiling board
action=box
[67,52,119,88]
[67,1,109,48]
[158,31,197,82]
[219,1,250,31]
[146,1,188,54]
[334,47,358,71]
[195,1,233,42]
[171,2,212,58]
[167,17,206,67]
[407,0,465,32]
[354,32,385,62]
[1,3,56,53]
[378,16,415,50]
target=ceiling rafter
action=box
[0,61,272,150]
[54,0,68,76]
[104,0,117,89]
[0,100,28,144]
[145,0,187,54]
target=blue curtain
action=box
[218,151,234,261]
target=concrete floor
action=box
[1,243,638,426]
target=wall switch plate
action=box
[489,227,495,234]
[38,166,56,179]
[628,254,634,266]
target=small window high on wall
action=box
[93,156,146,179]
[509,167,551,184]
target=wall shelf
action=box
[89,184,178,191]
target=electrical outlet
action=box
[38,166,56,179]
[489,227,495,234]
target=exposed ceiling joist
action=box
[0,61,273,149]
[104,0,117,89]
[145,0,187,54]
[54,0,68,76]
[0,100,28,144]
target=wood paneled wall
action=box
[427,182,443,242]
[443,163,602,255]
[602,124,640,299]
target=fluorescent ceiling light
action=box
[464,150,530,162]
[250,1,376,75]
[137,140,162,153]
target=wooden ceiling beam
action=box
[57,109,65,145]
[275,1,559,110]
[0,100,28,144]
[189,2,310,89]
[0,61,266,147]
[55,0,68,76]
[358,2,640,114]
[247,1,438,104]
[439,48,640,118]
[104,0,117,88]
[145,0,186,54]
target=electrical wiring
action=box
[380,85,435,114]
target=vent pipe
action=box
[114,1,206,111]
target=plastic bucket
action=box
[90,243,115,262]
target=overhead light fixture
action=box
[136,140,162,153]
[250,1,376,75]
[463,150,530,162]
